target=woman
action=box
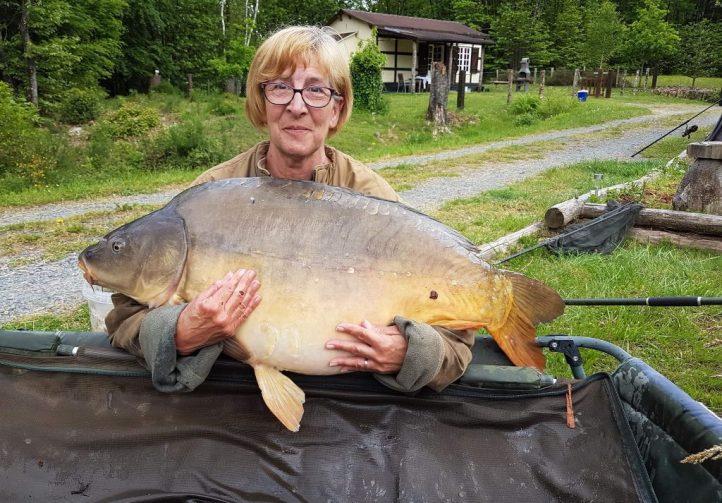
[106,26,474,394]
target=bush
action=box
[0,82,58,185]
[209,94,242,116]
[146,117,225,169]
[59,88,104,124]
[513,113,537,127]
[150,81,181,95]
[537,94,579,119]
[102,103,160,138]
[510,94,541,115]
[350,32,388,114]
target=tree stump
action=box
[426,62,449,136]
[673,142,722,215]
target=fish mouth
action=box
[77,257,96,285]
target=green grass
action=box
[654,74,722,90]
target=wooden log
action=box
[580,204,722,236]
[627,228,722,253]
[544,171,662,229]
[477,222,544,260]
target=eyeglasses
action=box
[261,82,338,108]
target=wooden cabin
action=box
[328,9,493,92]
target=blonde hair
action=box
[245,26,353,136]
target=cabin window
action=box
[458,46,472,72]
[428,44,444,63]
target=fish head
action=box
[78,213,188,308]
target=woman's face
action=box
[264,63,343,164]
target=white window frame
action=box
[458,46,471,72]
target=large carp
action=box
[79,178,564,431]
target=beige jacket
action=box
[106,142,473,392]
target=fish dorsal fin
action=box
[253,364,306,432]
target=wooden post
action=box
[605,69,613,98]
[533,67,537,84]
[633,69,640,95]
[643,68,650,90]
[539,69,545,98]
[457,70,466,110]
[572,68,580,97]
[621,70,627,96]
[507,69,513,105]
[479,46,486,91]
[411,42,417,94]
[447,44,454,91]
[594,69,602,97]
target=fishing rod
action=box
[563,296,722,306]
[631,98,722,158]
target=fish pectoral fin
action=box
[253,364,306,432]
[487,304,545,372]
[431,319,484,331]
[487,272,565,372]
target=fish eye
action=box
[110,238,126,253]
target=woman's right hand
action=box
[175,269,261,355]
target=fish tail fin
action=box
[253,364,306,432]
[487,272,565,372]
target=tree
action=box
[491,1,553,70]
[0,0,124,108]
[620,0,680,85]
[677,19,722,87]
[580,0,624,69]
[548,0,585,69]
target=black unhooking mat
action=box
[0,354,656,503]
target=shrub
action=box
[102,103,160,138]
[150,81,181,95]
[0,82,58,184]
[513,113,537,127]
[350,31,388,114]
[510,94,541,116]
[209,94,241,116]
[59,88,104,124]
[145,117,226,169]
[537,94,578,119]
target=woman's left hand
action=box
[326,320,408,373]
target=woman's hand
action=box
[326,320,408,373]
[175,269,261,355]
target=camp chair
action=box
[397,73,411,92]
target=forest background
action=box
[2,0,722,110]
[1,0,722,193]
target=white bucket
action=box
[81,282,115,333]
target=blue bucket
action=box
[577,90,589,102]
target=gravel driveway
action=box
[2,103,720,325]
